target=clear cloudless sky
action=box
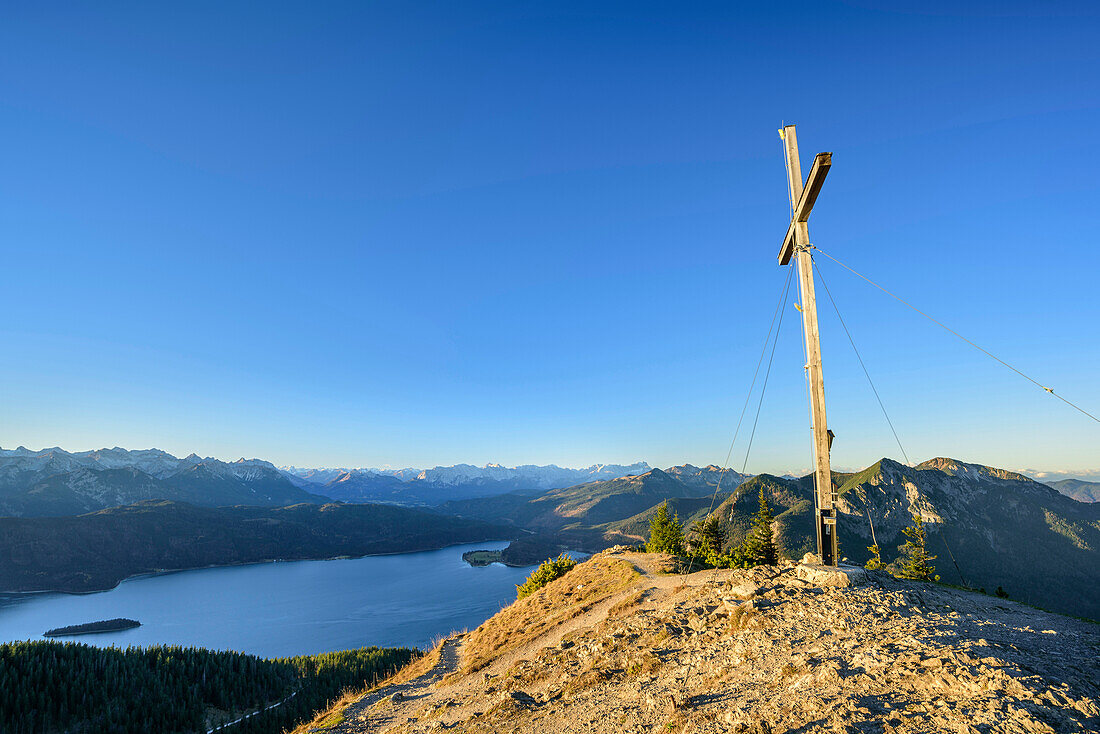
[1,1,1098,476]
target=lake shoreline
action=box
[0,538,521,596]
[0,541,538,658]
[461,533,608,568]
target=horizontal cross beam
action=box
[777,151,832,265]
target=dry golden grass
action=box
[388,637,446,685]
[290,690,358,734]
[289,642,437,734]
[607,588,645,617]
[458,556,640,676]
[423,698,457,719]
[650,554,683,575]
[639,621,674,648]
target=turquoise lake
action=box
[0,542,535,658]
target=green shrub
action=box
[516,553,577,599]
[709,544,755,570]
[865,544,885,571]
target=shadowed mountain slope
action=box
[705,458,1100,620]
[0,500,512,593]
[440,468,720,534]
[447,458,1100,620]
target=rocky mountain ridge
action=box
[0,446,275,477]
[0,446,326,516]
[280,461,656,506]
[282,462,652,488]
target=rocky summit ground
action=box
[301,549,1100,734]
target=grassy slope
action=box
[457,555,639,675]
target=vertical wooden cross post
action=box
[777,125,838,566]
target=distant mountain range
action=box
[282,462,652,488]
[0,447,327,516]
[0,448,656,517]
[1043,478,1100,503]
[4,444,1095,517]
[280,461,654,505]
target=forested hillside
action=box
[0,500,512,592]
[1045,478,1100,503]
[441,468,717,531]
[0,640,416,734]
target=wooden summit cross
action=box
[777,125,838,566]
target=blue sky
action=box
[1,1,1098,475]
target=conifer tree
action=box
[865,544,885,571]
[689,513,727,560]
[647,502,685,556]
[742,488,779,566]
[898,512,939,582]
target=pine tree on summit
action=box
[741,488,779,566]
[865,544,885,571]
[898,511,939,582]
[689,514,727,560]
[647,502,685,556]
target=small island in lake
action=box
[462,535,583,567]
[44,618,141,637]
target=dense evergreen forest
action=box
[0,640,418,734]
